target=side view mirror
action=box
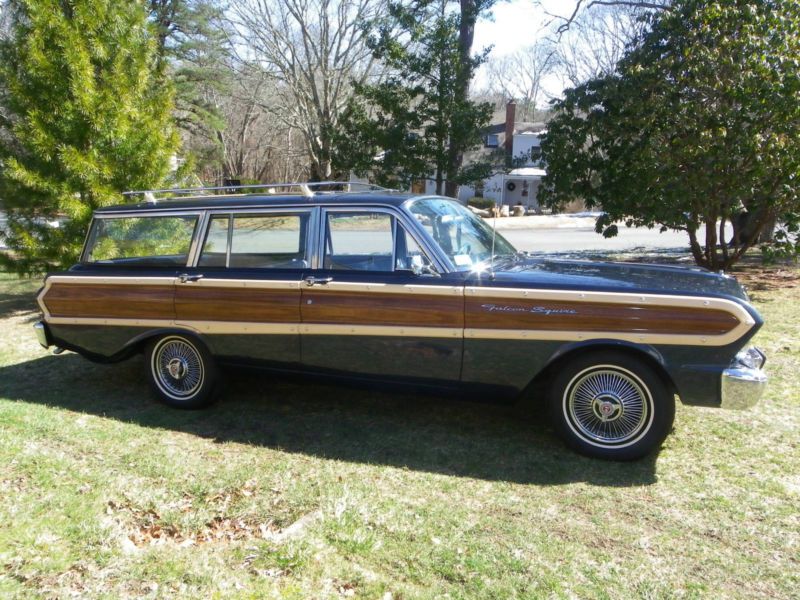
[410,254,440,277]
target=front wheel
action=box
[145,334,219,409]
[548,352,675,460]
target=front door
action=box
[300,208,464,384]
[174,209,313,368]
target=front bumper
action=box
[721,347,767,410]
[34,320,52,349]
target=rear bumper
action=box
[34,321,52,349]
[721,347,767,410]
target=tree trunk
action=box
[442,0,479,201]
[705,218,719,271]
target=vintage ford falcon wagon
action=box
[34,182,767,460]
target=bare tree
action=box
[551,4,652,87]
[227,0,384,181]
[180,60,309,185]
[548,0,670,36]
[484,41,556,120]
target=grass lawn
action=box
[0,269,797,599]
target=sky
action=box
[474,0,556,57]
[472,0,582,98]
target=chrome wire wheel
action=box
[563,365,655,448]
[151,336,205,401]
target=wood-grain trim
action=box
[42,282,175,320]
[465,299,739,336]
[176,286,299,323]
[301,288,463,328]
[464,286,755,346]
[38,276,176,320]
[467,286,754,319]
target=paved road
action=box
[500,225,728,255]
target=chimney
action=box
[505,100,516,154]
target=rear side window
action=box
[83,215,198,266]
[198,213,309,269]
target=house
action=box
[350,100,548,209]
[410,100,547,209]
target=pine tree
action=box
[335,0,492,196]
[0,0,179,274]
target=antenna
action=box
[489,199,498,278]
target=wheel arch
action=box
[119,327,217,359]
[521,339,678,403]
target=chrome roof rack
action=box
[122,181,390,201]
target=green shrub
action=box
[468,197,495,210]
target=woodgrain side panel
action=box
[43,283,175,319]
[301,289,463,328]
[465,298,740,336]
[175,286,300,323]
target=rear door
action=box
[300,207,464,383]
[174,208,314,368]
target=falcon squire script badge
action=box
[481,304,578,316]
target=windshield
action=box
[406,197,517,271]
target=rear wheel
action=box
[145,334,219,409]
[548,352,675,460]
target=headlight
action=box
[734,347,766,370]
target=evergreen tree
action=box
[148,1,230,147]
[0,0,178,273]
[541,0,800,270]
[335,0,492,196]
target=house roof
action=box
[464,118,547,165]
[508,167,547,177]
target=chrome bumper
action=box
[34,321,51,349]
[721,347,767,410]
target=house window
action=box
[530,146,542,162]
[485,134,499,148]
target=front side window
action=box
[323,211,437,274]
[324,212,394,271]
[84,215,198,266]
[198,212,309,269]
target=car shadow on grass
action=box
[0,292,39,319]
[0,353,659,486]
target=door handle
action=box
[304,276,333,287]
[178,273,204,283]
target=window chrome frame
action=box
[191,206,318,270]
[315,205,444,275]
[79,210,204,266]
[82,201,452,274]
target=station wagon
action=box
[34,182,767,460]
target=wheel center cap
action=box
[593,395,623,422]
[167,358,187,380]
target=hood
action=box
[478,256,749,301]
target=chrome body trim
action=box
[34,321,50,348]
[122,180,390,199]
[187,211,209,267]
[721,347,767,409]
[307,281,461,296]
